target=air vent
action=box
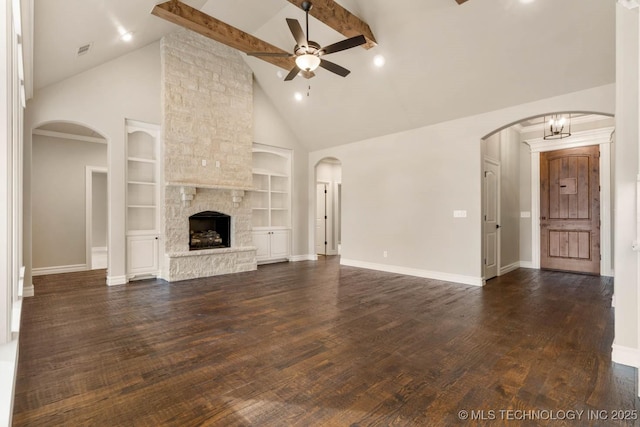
[76,43,92,56]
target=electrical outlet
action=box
[453,210,467,218]
[215,160,221,168]
[201,159,207,167]
[383,251,388,258]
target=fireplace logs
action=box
[188,211,231,250]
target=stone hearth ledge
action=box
[165,246,258,282]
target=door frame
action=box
[85,166,108,270]
[525,126,614,276]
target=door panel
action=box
[483,160,499,279]
[540,145,600,274]
[316,183,327,255]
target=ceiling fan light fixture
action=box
[295,54,321,72]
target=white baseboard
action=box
[519,261,535,269]
[32,264,87,276]
[289,254,318,262]
[499,262,520,275]
[107,275,127,286]
[612,344,640,368]
[340,258,484,287]
[22,284,34,298]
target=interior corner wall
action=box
[499,128,521,270]
[31,135,106,269]
[309,84,615,285]
[253,81,309,258]
[519,140,532,264]
[24,41,161,285]
[614,3,639,356]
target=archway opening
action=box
[31,121,108,276]
[481,112,614,280]
[314,157,342,257]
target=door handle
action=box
[496,224,501,229]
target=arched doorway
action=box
[315,158,342,257]
[31,121,108,276]
[481,112,614,280]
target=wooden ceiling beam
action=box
[152,0,295,71]
[284,0,377,49]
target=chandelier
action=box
[543,114,572,140]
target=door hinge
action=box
[484,215,487,221]
[324,241,328,245]
[324,189,327,194]
[324,215,327,219]
[484,258,487,265]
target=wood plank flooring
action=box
[13,258,639,426]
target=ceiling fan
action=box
[247,1,367,81]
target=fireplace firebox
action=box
[189,211,231,250]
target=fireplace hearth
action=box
[189,211,231,250]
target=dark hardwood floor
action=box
[13,258,639,426]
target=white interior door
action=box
[316,183,327,255]
[483,159,500,280]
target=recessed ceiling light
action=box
[519,0,535,3]
[373,55,385,68]
[120,31,133,42]
[294,92,303,102]
[276,70,284,79]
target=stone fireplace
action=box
[161,29,257,281]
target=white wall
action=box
[253,81,309,258]
[613,3,639,362]
[92,172,107,248]
[32,135,106,269]
[499,127,521,270]
[310,84,615,287]
[25,41,161,285]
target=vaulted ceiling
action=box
[32,0,615,151]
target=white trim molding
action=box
[32,263,87,276]
[499,262,520,276]
[341,258,484,287]
[612,344,640,368]
[289,254,318,262]
[107,275,127,286]
[525,127,614,153]
[618,0,639,9]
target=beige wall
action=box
[253,82,309,258]
[32,135,106,269]
[310,84,615,286]
[25,41,162,284]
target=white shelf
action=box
[128,157,156,164]
[251,144,291,229]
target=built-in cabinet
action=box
[126,120,161,279]
[251,144,291,263]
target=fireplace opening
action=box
[189,211,231,250]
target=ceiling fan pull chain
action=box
[307,85,311,97]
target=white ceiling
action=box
[32,0,615,151]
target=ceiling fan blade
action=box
[247,52,292,57]
[286,18,307,48]
[320,35,366,55]
[284,66,300,81]
[319,59,350,77]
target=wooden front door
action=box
[540,145,600,274]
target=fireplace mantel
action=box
[167,182,252,208]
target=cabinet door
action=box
[270,230,290,259]
[253,231,271,261]
[127,235,159,276]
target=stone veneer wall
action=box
[161,29,256,281]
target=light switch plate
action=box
[453,210,467,218]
